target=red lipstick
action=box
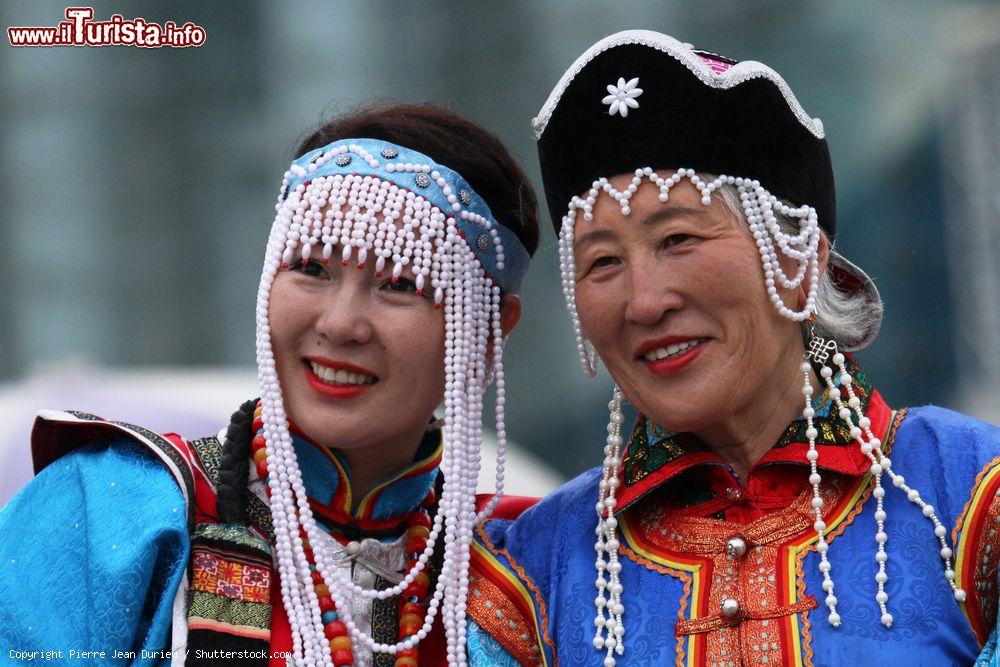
[636,337,708,376]
[303,357,378,399]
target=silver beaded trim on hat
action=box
[532,30,824,140]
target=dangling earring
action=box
[801,323,843,626]
[802,322,965,631]
[593,386,625,665]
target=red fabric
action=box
[475,493,540,520]
[269,578,292,666]
[622,391,891,523]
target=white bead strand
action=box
[593,386,626,666]
[816,356,893,627]
[800,360,842,627]
[828,351,967,605]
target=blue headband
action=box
[282,138,530,295]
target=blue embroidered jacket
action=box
[468,387,1000,666]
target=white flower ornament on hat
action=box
[602,76,643,117]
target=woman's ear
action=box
[499,294,522,337]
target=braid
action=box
[216,398,258,524]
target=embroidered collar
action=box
[291,427,442,539]
[616,356,887,512]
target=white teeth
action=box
[310,362,376,385]
[643,339,704,362]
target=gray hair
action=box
[712,179,880,347]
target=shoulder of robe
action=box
[901,406,1000,647]
[30,408,200,532]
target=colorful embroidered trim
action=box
[617,359,879,511]
[469,523,557,666]
[953,454,1000,645]
[615,408,902,666]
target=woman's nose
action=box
[313,281,375,345]
[622,260,684,326]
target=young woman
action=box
[0,103,539,667]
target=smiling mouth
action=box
[306,360,379,386]
[641,338,708,362]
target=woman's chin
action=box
[639,400,719,435]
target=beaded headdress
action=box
[256,138,528,665]
[534,31,961,666]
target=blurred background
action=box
[2,0,999,505]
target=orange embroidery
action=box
[191,550,270,604]
[468,569,544,666]
[952,454,1000,545]
[627,486,836,666]
[474,523,558,664]
[795,555,815,666]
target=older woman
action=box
[466,32,1000,666]
[0,104,539,666]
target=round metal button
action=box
[345,540,362,556]
[720,597,741,619]
[725,536,748,559]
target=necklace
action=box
[251,402,435,666]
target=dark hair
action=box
[216,399,257,524]
[293,102,539,256]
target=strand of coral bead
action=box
[252,407,435,666]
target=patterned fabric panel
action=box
[468,538,547,667]
[188,521,274,638]
[188,435,274,540]
[192,551,270,605]
[187,591,271,638]
[467,619,525,666]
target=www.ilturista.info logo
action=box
[8,7,206,48]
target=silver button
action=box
[459,189,473,205]
[720,597,741,619]
[476,234,490,250]
[725,536,748,559]
[414,172,431,188]
[334,154,352,166]
[380,147,398,159]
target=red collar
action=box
[616,360,889,513]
